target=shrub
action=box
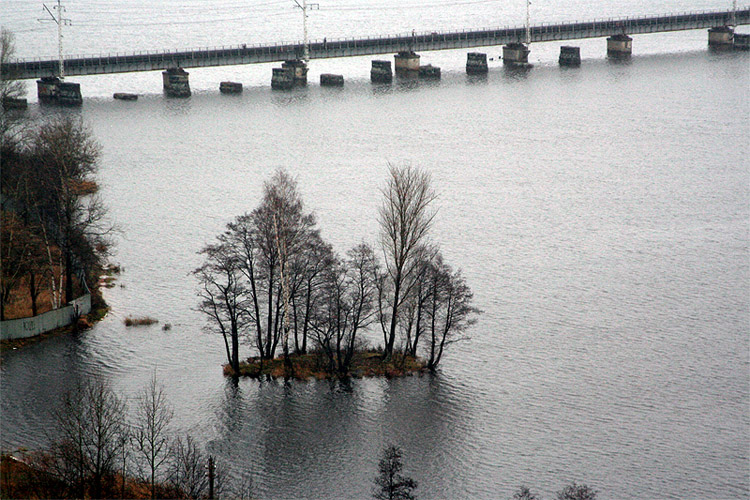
[124,316,158,327]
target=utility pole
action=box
[525,0,531,46]
[292,0,318,62]
[38,0,70,79]
[732,0,737,26]
[207,456,215,500]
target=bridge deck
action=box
[2,8,749,80]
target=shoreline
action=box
[226,350,428,381]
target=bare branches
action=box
[378,163,438,359]
[134,374,174,500]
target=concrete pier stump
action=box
[57,82,83,105]
[708,26,734,47]
[282,60,308,85]
[220,82,243,94]
[466,52,488,74]
[37,76,60,103]
[320,74,344,86]
[394,51,420,74]
[371,60,393,83]
[559,46,581,66]
[503,43,530,66]
[36,76,82,105]
[271,67,294,90]
[607,34,633,57]
[162,68,191,97]
[419,64,441,79]
[733,33,750,50]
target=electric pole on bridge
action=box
[292,0,319,62]
[38,0,70,79]
[525,0,531,46]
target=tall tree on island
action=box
[378,164,437,359]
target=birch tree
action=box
[378,164,437,359]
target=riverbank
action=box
[0,452,176,499]
[0,299,108,354]
[226,350,427,380]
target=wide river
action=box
[2,0,749,498]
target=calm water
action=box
[2,1,750,499]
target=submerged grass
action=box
[123,316,158,327]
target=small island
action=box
[195,166,480,381]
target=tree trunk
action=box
[65,247,73,304]
[29,270,38,316]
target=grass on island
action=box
[225,349,427,380]
[123,316,158,327]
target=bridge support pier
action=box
[466,52,488,74]
[321,74,344,86]
[734,33,750,50]
[708,26,734,48]
[394,51,420,75]
[607,34,632,57]
[36,77,82,106]
[163,68,191,97]
[419,64,441,79]
[559,46,581,66]
[271,67,294,90]
[282,60,308,85]
[371,60,393,83]
[503,43,530,66]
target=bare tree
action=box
[512,486,540,500]
[134,374,174,499]
[0,28,25,105]
[194,238,249,376]
[51,377,128,498]
[378,163,437,359]
[424,255,480,371]
[556,482,597,500]
[310,243,379,375]
[373,445,417,500]
[168,434,207,499]
[252,169,317,366]
[31,117,110,304]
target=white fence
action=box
[0,294,91,341]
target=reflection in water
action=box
[207,374,469,500]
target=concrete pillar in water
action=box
[558,46,581,66]
[162,68,191,97]
[282,60,308,85]
[466,52,488,74]
[708,26,734,47]
[36,76,82,106]
[503,43,530,66]
[220,82,243,94]
[271,67,294,90]
[607,34,632,57]
[37,76,60,103]
[734,33,750,50]
[320,74,344,87]
[394,51,420,74]
[419,64,441,79]
[371,60,393,83]
[57,82,83,105]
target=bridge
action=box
[2,8,749,81]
